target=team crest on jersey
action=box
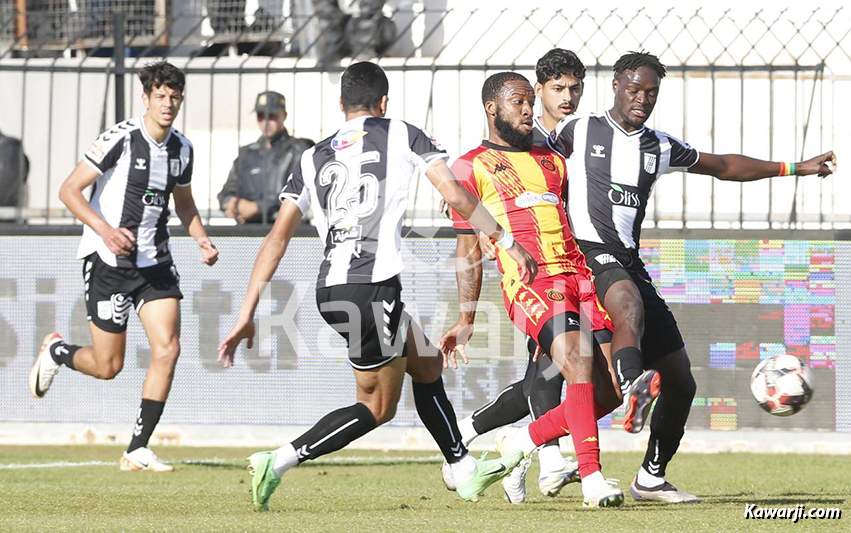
[331,130,368,151]
[546,289,566,302]
[540,158,556,172]
[644,153,657,174]
[169,159,181,177]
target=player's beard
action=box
[494,110,533,151]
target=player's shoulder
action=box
[96,117,141,142]
[455,144,489,164]
[645,127,689,146]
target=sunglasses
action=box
[257,112,281,121]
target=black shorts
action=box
[315,276,409,370]
[83,253,183,333]
[576,240,685,362]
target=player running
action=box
[217,61,539,511]
[439,71,624,508]
[28,61,219,472]
[547,51,837,502]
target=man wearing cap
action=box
[218,91,314,224]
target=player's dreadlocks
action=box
[613,51,667,79]
[481,71,529,106]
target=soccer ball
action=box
[750,355,814,416]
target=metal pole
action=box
[13,0,27,49]
[114,12,126,123]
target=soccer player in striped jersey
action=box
[548,51,837,502]
[217,62,539,511]
[439,72,624,508]
[28,61,219,472]
[443,50,601,503]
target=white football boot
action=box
[120,447,174,473]
[630,476,701,503]
[29,333,63,398]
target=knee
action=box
[662,369,697,404]
[365,400,397,426]
[615,297,645,333]
[95,358,124,380]
[150,341,180,369]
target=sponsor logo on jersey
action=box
[608,183,640,208]
[540,158,557,172]
[541,192,560,205]
[546,288,565,302]
[493,163,509,173]
[330,225,363,244]
[142,189,167,207]
[515,191,561,209]
[331,130,368,151]
[644,153,657,174]
[595,253,620,266]
[590,144,606,158]
[134,158,147,170]
[169,159,181,177]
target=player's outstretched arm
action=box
[217,200,302,368]
[438,233,483,369]
[59,160,136,256]
[692,150,836,182]
[172,184,218,266]
[425,160,538,283]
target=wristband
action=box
[496,230,514,249]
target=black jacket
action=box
[218,130,314,223]
[0,132,28,208]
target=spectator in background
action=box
[313,0,396,63]
[218,91,314,224]
[0,130,29,219]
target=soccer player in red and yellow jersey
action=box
[438,72,623,508]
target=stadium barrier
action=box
[0,3,848,227]
[1,232,848,452]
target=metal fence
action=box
[0,2,849,228]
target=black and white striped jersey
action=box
[280,116,447,288]
[77,117,193,268]
[532,116,550,148]
[548,111,699,250]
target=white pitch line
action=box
[0,455,444,470]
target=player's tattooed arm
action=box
[456,233,483,325]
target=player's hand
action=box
[504,242,538,284]
[223,197,238,219]
[438,199,451,220]
[217,316,255,368]
[798,151,837,178]
[477,231,497,260]
[437,320,474,370]
[100,226,136,256]
[198,238,219,266]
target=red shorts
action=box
[503,271,613,348]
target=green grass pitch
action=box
[0,446,847,533]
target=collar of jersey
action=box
[533,116,551,137]
[139,116,173,147]
[481,140,526,152]
[605,110,645,137]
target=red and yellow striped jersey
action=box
[451,141,589,290]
